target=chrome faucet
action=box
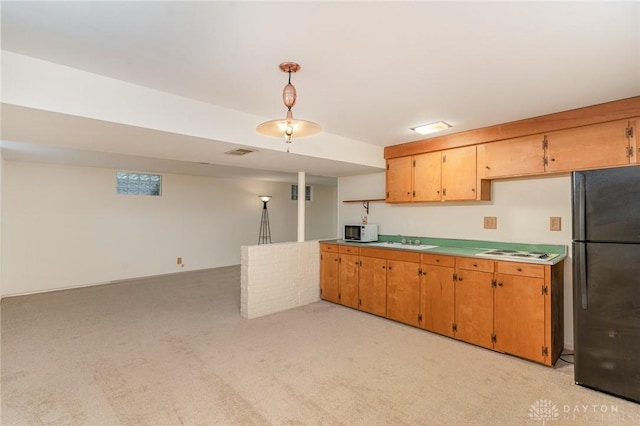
[398,234,407,245]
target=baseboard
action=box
[0,265,240,300]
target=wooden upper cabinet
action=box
[386,156,412,203]
[480,134,545,179]
[413,151,441,202]
[386,145,489,203]
[479,118,638,178]
[631,118,639,165]
[545,119,634,173]
[442,145,477,201]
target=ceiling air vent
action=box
[224,148,257,156]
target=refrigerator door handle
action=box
[576,243,588,309]
[573,172,586,241]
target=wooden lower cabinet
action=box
[494,272,545,362]
[319,243,563,366]
[386,259,421,327]
[420,254,455,337]
[493,261,563,365]
[358,256,387,316]
[319,244,340,303]
[454,267,495,350]
[338,253,360,308]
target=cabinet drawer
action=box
[496,261,545,278]
[339,245,360,255]
[385,250,420,263]
[359,247,390,259]
[320,243,339,252]
[456,257,494,272]
[421,253,455,268]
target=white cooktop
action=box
[476,249,561,263]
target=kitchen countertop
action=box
[322,235,567,266]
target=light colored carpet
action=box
[1,266,638,425]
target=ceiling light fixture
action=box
[411,121,452,135]
[256,62,321,152]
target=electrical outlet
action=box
[484,216,497,229]
[550,217,562,231]
[177,256,182,265]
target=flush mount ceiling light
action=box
[411,121,452,136]
[256,62,321,152]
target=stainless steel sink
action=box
[367,242,439,251]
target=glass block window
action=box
[117,172,162,196]
[291,185,312,201]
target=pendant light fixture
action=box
[256,62,321,152]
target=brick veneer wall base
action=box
[241,240,320,319]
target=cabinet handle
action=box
[485,166,490,170]
[551,158,556,162]
[498,282,503,287]
[388,266,393,270]
[436,259,440,263]
[458,277,463,281]
[472,263,478,267]
[382,265,386,269]
[517,267,522,272]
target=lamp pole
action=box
[258,195,272,244]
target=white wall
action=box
[305,184,338,241]
[338,172,575,348]
[1,161,336,296]
[0,148,4,296]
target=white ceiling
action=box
[1,1,639,184]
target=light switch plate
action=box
[550,217,562,231]
[484,216,497,229]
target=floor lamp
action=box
[258,195,272,244]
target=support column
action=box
[297,171,305,242]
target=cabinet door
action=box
[420,264,455,336]
[386,260,421,326]
[442,145,477,201]
[454,269,494,349]
[482,135,545,178]
[386,157,413,203]
[413,151,442,202]
[359,256,387,316]
[630,119,638,165]
[338,254,360,308]
[546,119,632,172]
[494,273,545,363]
[320,251,340,303]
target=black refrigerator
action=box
[572,165,640,403]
